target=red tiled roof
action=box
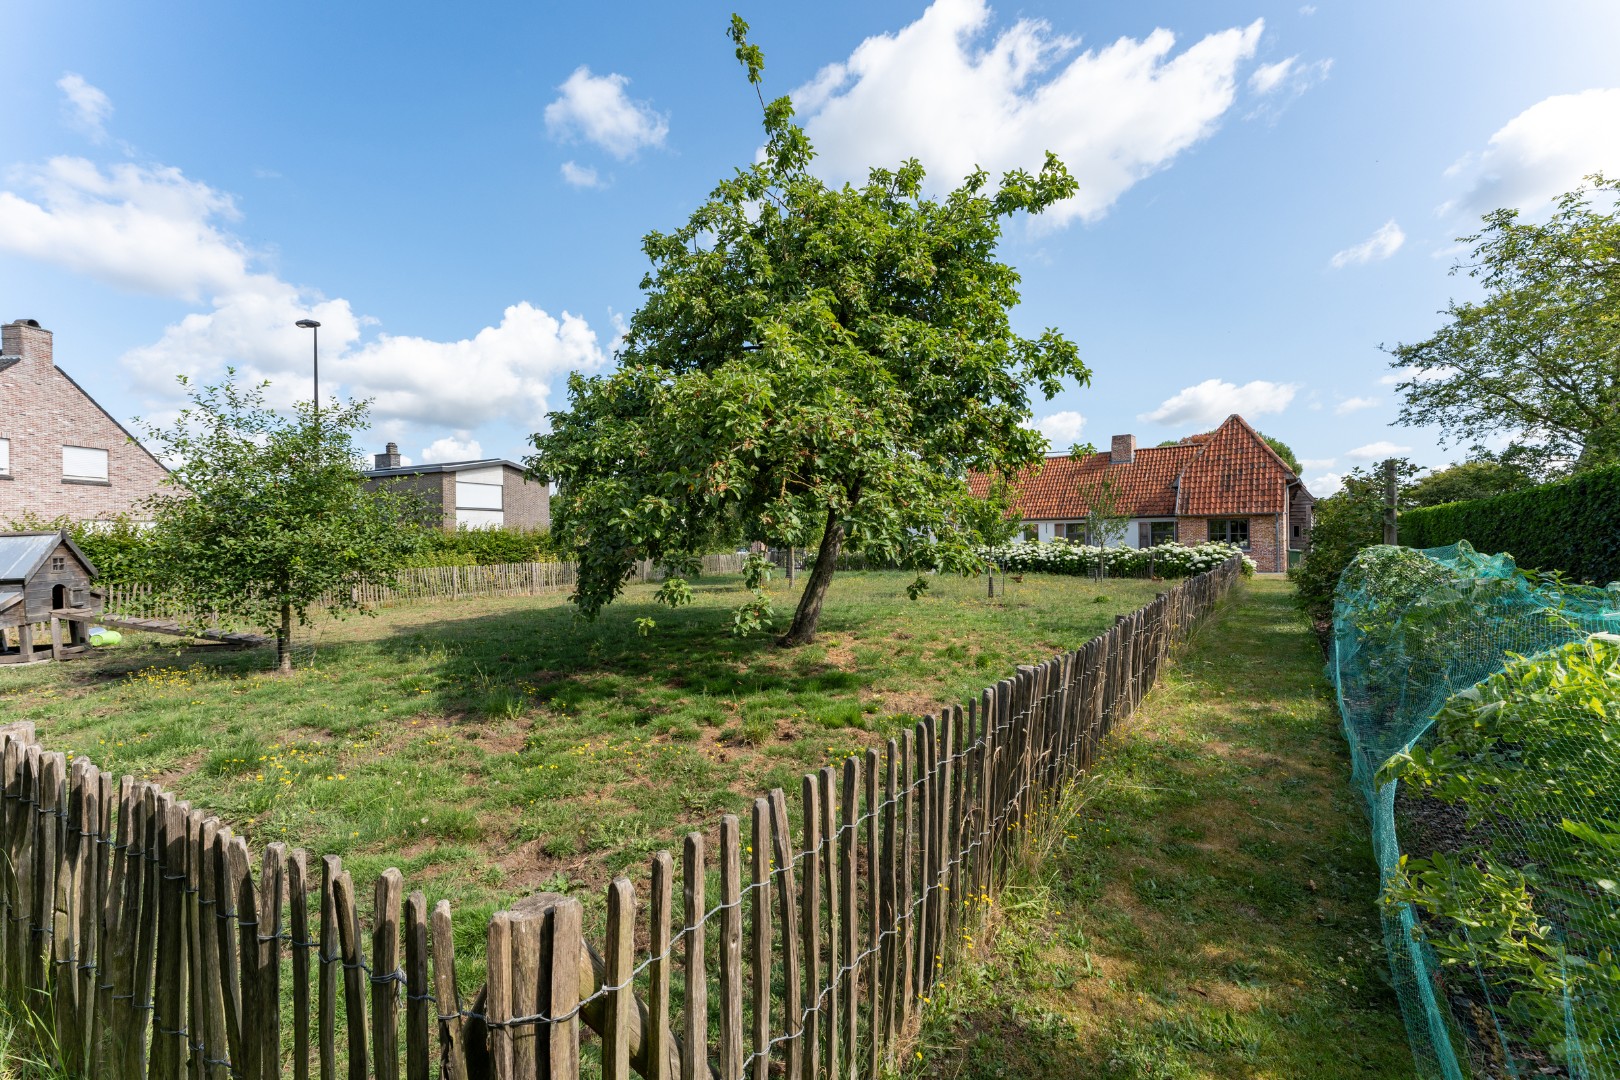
[1175,414,1295,516]
[969,415,1308,520]
[968,443,1200,519]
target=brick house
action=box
[0,319,171,524]
[361,444,549,531]
[969,414,1314,573]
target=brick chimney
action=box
[1,319,52,366]
[1110,434,1136,464]
[374,441,401,469]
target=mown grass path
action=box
[912,577,1412,1078]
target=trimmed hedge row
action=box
[1398,464,1620,584]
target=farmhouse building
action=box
[0,320,170,524]
[362,444,549,531]
[969,414,1313,573]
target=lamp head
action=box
[295,319,321,329]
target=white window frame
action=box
[0,437,9,475]
[62,445,108,482]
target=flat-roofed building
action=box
[361,444,548,531]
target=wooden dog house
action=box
[0,531,102,664]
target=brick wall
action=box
[366,473,453,529]
[501,466,549,531]
[1247,514,1285,573]
[1176,514,1286,572]
[0,324,171,524]
[1175,517,1208,545]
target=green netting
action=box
[1331,541,1620,1078]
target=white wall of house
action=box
[454,464,505,529]
[1019,518,1178,548]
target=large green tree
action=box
[1389,175,1620,475]
[528,17,1089,646]
[1402,455,1535,508]
[139,373,425,670]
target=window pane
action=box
[62,446,108,480]
[1149,521,1175,546]
[455,508,504,529]
[0,438,9,472]
[455,480,503,510]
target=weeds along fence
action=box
[101,554,752,618]
[0,556,1243,1079]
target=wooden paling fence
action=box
[102,554,753,619]
[0,556,1243,1078]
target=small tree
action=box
[1077,474,1131,578]
[1290,459,1418,622]
[138,373,425,671]
[528,17,1089,646]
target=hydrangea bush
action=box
[978,539,1253,578]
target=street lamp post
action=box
[296,318,321,425]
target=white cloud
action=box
[1446,89,1620,216]
[1245,55,1331,119]
[0,157,251,300]
[1334,396,1379,414]
[559,161,602,188]
[793,1,1264,227]
[1330,220,1404,268]
[0,154,607,429]
[1139,378,1297,426]
[1249,57,1295,95]
[1299,457,1336,471]
[421,433,483,463]
[1346,440,1412,461]
[57,74,112,144]
[1304,471,1342,496]
[1298,4,1317,14]
[1032,409,1086,448]
[544,67,668,160]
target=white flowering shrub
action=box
[978,539,1253,578]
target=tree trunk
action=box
[777,513,844,647]
[278,601,292,672]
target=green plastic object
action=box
[89,629,121,647]
[1331,541,1620,1078]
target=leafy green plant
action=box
[1383,638,1620,1069]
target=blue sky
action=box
[3,0,1619,495]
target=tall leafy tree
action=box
[1402,456,1535,508]
[1389,175,1620,475]
[138,373,425,671]
[529,17,1089,646]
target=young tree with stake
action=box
[138,373,426,671]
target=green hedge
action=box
[1398,464,1620,584]
[402,527,560,567]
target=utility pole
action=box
[1382,458,1399,545]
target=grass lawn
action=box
[0,569,1162,937]
[908,577,1412,1079]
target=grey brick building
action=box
[0,319,171,524]
[362,444,549,531]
